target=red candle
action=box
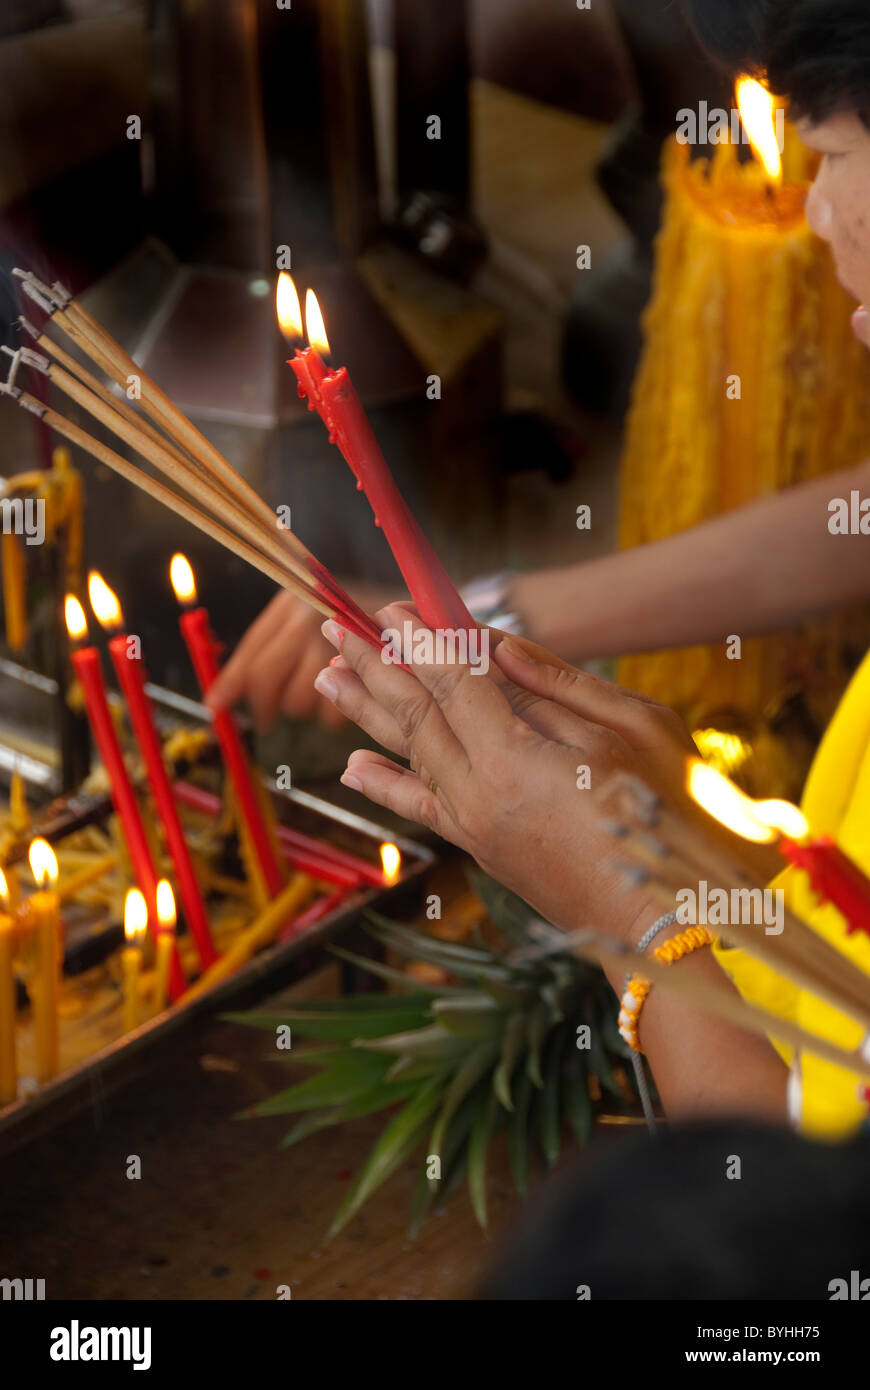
[284,283,475,633]
[169,556,285,898]
[779,836,870,940]
[87,572,217,979]
[276,888,350,943]
[64,596,178,975]
[173,780,370,888]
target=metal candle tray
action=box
[0,670,435,1151]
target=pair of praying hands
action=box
[311,605,699,942]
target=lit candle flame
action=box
[276,272,303,341]
[753,799,810,841]
[0,868,8,909]
[169,553,197,605]
[687,761,808,844]
[87,570,123,630]
[28,837,58,888]
[305,289,330,357]
[688,762,777,844]
[124,887,148,943]
[380,842,401,884]
[736,76,783,182]
[156,879,177,930]
[64,593,88,642]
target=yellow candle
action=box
[122,888,147,1034]
[153,880,176,1015]
[0,869,18,1106]
[618,78,870,731]
[182,873,315,1005]
[26,838,60,1085]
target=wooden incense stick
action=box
[518,921,870,1080]
[14,391,336,620]
[13,271,383,636]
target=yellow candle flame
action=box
[124,887,148,943]
[28,837,58,888]
[169,553,197,605]
[688,761,777,843]
[88,570,123,629]
[64,593,88,642]
[752,799,810,842]
[276,272,303,341]
[0,868,8,909]
[380,842,401,884]
[305,289,330,357]
[156,879,177,930]
[736,76,783,181]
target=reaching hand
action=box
[206,583,393,732]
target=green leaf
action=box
[492,1012,527,1111]
[507,1067,534,1196]
[410,1077,492,1237]
[562,1050,593,1145]
[467,1089,500,1228]
[327,1075,446,1237]
[525,1003,551,1089]
[464,869,534,946]
[355,1024,469,1060]
[535,1027,567,1169]
[279,1081,420,1148]
[432,995,507,1038]
[327,945,464,994]
[587,999,624,1101]
[362,916,514,982]
[239,1052,393,1117]
[364,911,499,964]
[228,1007,431,1042]
[428,1040,501,1162]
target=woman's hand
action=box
[206,583,394,732]
[312,605,697,938]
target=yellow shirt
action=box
[714,648,870,1139]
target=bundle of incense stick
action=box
[0,271,384,649]
[584,770,870,1054]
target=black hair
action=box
[683,0,870,128]
[477,1122,870,1299]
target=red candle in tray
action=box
[64,595,185,988]
[170,555,285,899]
[279,275,475,634]
[88,571,215,979]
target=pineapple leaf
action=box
[238,1052,394,1117]
[464,869,534,946]
[327,1075,446,1238]
[587,997,625,1100]
[507,1067,534,1196]
[563,1049,593,1145]
[525,1003,551,1089]
[468,1088,500,1228]
[327,944,463,993]
[535,1026,567,1169]
[492,1011,527,1111]
[355,1024,468,1060]
[279,1080,421,1148]
[432,995,507,1038]
[428,1039,501,1161]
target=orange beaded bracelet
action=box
[618,926,714,1054]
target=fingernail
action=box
[321,619,345,649]
[340,771,364,792]
[313,670,339,701]
[329,654,345,668]
[500,634,536,663]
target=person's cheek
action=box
[806,175,834,241]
